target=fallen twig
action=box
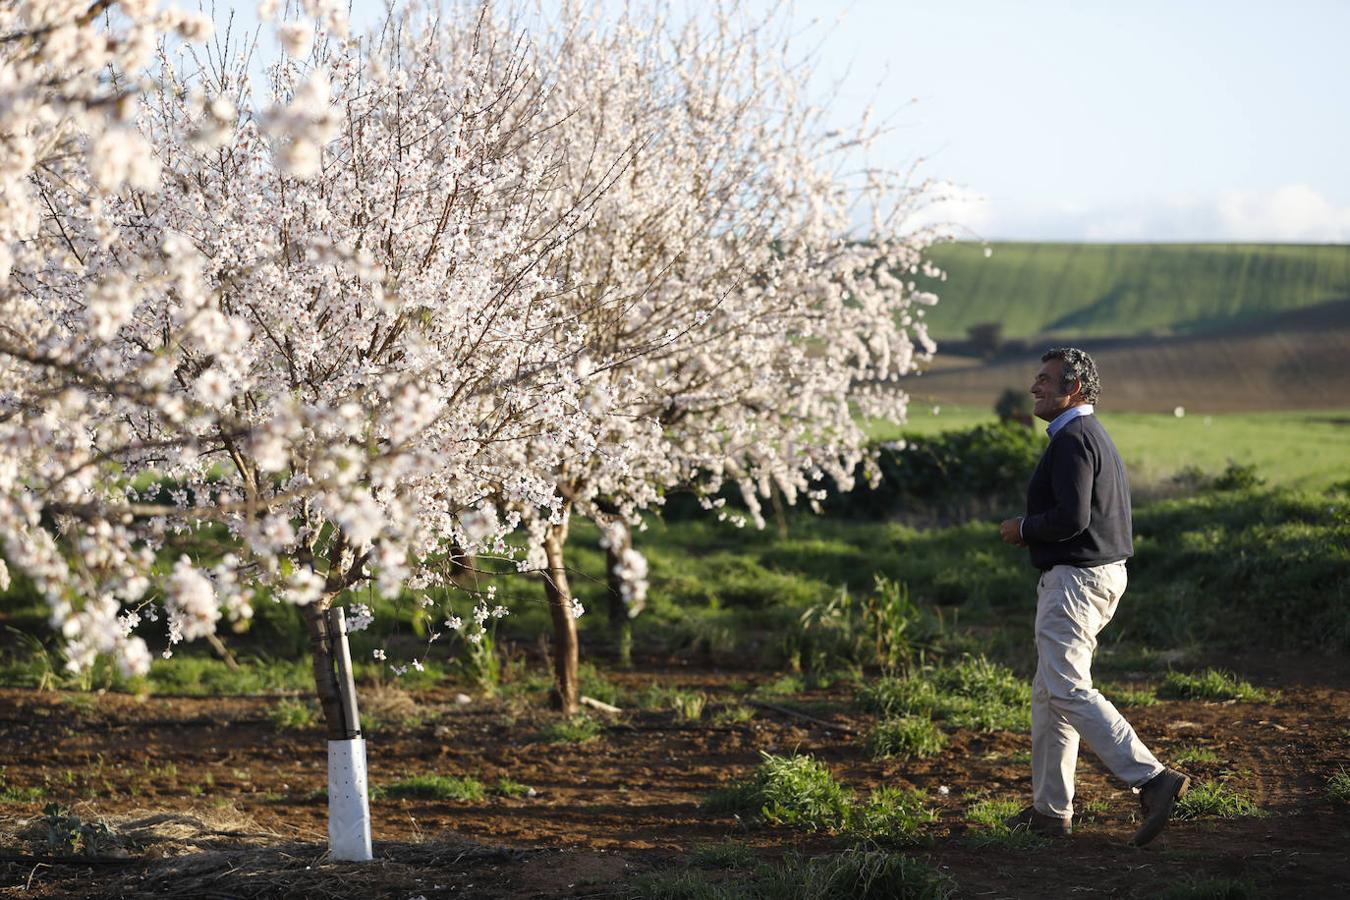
[748,699,858,735]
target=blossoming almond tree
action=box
[502,1,948,711]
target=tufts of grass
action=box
[755,849,956,900]
[672,691,708,723]
[266,698,317,731]
[533,714,604,745]
[711,703,756,726]
[1158,670,1273,703]
[625,870,735,900]
[849,787,939,846]
[689,842,756,870]
[755,675,806,698]
[963,797,1049,850]
[491,777,533,799]
[1099,682,1158,707]
[0,767,46,803]
[375,774,485,802]
[858,657,1030,732]
[866,717,947,760]
[703,753,852,832]
[1161,877,1260,900]
[1175,781,1264,819]
[1170,746,1221,767]
[1326,769,1350,806]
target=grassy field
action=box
[866,406,1350,492]
[919,242,1350,340]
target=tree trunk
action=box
[606,531,633,669]
[542,511,580,714]
[303,599,349,739]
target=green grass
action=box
[375,774,486,802]
[711,703,756,726]
[866,717,946,760]
[1170,746,1221,767]
[857,658,1030,733]
[533,714,604,744]
[0,767,46,803]
[962,797,1049,850]
[1158,670,1272,703]
[1175,782,1264,819]
[491,777,533,798]
[850,787,939,846]
[704,753,852,832]
[689,842,756,869]
[919,242,1350,340]
[266,698,317,731]
[1326,769,1350,806]
[1099,682,1158,708]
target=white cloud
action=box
[981,184,1350,242]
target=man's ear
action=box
[1067,378,1083,402]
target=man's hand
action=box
[1000,517,1027,547]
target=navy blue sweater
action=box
[1022,415,1134,571]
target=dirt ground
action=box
[2,657,1348,899]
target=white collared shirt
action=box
[1046,403,1095,439]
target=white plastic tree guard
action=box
[325,606,372,861]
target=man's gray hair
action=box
[1042,347,1101,404]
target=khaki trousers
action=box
[1032,562,1163,818]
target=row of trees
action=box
[0,0,945,728]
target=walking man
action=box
[999,347,1189,846]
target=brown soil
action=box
[1,662,1348,899]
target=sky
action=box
[238,0,1350,243]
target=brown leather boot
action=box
[1004,805,1072,837]
[1132,768,1191,847]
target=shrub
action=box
[267,699,317,731]
[866,717,947,760]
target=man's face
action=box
[1030,357,1080,422]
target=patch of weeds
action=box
[756,849,956,900]
[711,703,756,726]
[491,777,533,798]
[1158,669,1273,703]
[1100,681,1158,707]
[1161,876,1260,900]
[755,674,805,698]
[375,774,486,802]
[534,714,604,744]
[360,684,429,731]
[672,691,708,723]
[578,662,622,706]
[963,797,1049,850]
[703,752,852,832]
[1076,798,1109,824]
[858,657,1030,732]
[266,698,317,731]
[689,841,756,869]
[1325,768,1350,806]
[849,787,938,846]
[41,803,115,855]
[625,870,736,900]
[0,767,45,803]
[1170,746,1221,767]
[866,716,946,760]
[1175,781,1264,819]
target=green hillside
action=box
[919,242,1350,340]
